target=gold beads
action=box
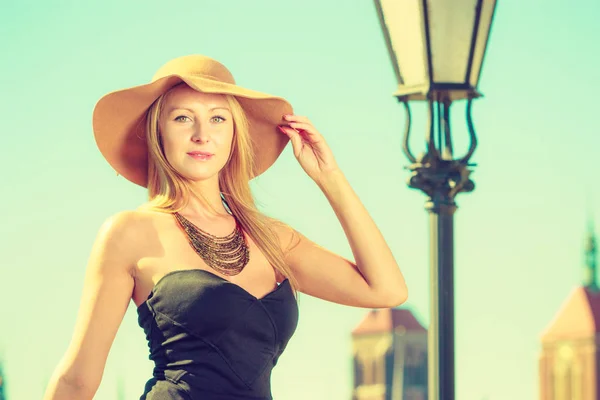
[173,212,250,276]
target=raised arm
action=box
[43,211,138,399]
[270,170,408,308]
[277,115,408,308]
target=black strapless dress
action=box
[136,269,299,399]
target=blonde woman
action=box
[43,54,408,400]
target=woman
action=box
[43,54,408,400]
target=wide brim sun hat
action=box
[92,54,294,188]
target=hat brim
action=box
[92,74,293,188]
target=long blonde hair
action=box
[139,83,300,297]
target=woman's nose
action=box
[191,126,209,142]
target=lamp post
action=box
[372,1,497,400]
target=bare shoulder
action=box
[95,209,164,276]
[96,210,139,255]
[98,210,140,235]
[264,216,302,256]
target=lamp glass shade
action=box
[377,0,429,95]
[429,0,478,83]
[374,0,497,100]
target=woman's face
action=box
[159,84,234,183]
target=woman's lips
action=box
[187,153,214,160]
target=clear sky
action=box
[1,0,599,399]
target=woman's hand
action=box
[278,114,341,185]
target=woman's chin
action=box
[180,172,220,184]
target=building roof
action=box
[352,308,426,335]
[540,286,600,343]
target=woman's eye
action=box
[174,115,190,122]
[174,115,225,123]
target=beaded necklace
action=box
[173,212,250,276]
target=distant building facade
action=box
[539,221,599,400]
[351,308,427,400]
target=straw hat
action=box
[92,54,294,187]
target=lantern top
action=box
[374,0,497,101]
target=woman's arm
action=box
[277,115,407,308]
[43,211,139,399]
[316,169,408,303]
[43,373,97,400]
[275,169,408,308]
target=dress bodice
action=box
[136,268,299,399]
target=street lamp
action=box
[372,1,497,400]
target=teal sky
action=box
[1,1,599,399]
